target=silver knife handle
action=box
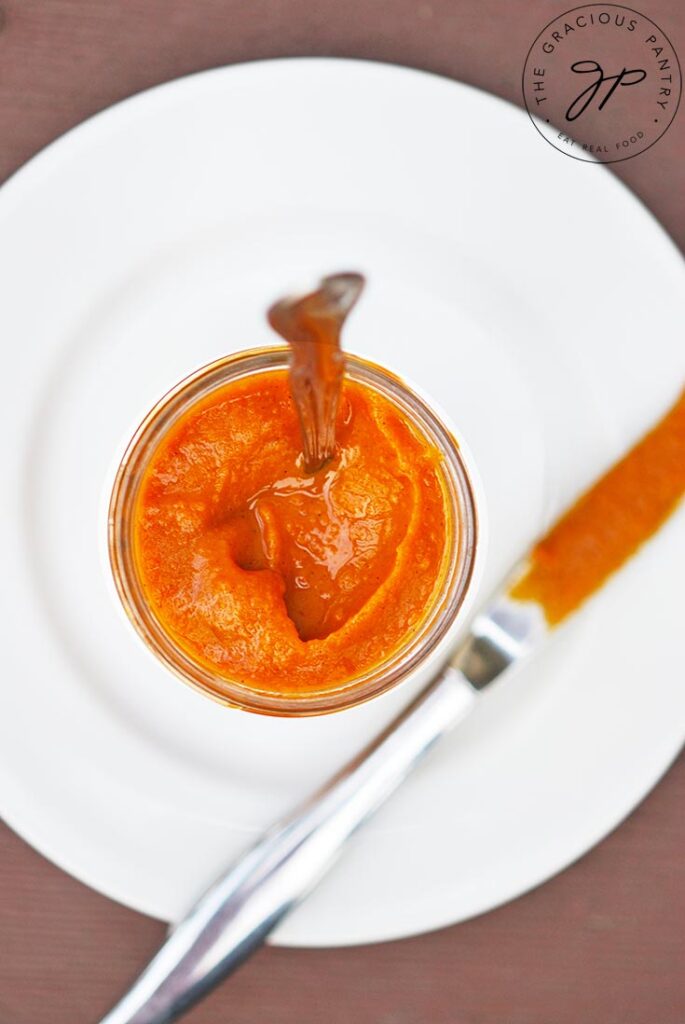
[100,665,477,1024]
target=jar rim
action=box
[108,348,480,716]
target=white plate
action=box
[1,58,684,948]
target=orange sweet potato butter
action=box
[512,389,685,623]
[133,370,452,694]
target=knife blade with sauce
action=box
[100,387,685,1024]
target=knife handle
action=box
[99,666,476,1024]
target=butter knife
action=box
[99,591,546,1024]
[100,384,684,1024]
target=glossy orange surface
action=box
[512,389,685,624]
[133,370,451,693]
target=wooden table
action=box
[1,3,683,1021]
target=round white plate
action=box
[1,59,684,948]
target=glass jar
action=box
[108,348,482,716]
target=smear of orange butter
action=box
[512,389,685,624]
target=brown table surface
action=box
[1,2,684,1022]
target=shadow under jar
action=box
[108,348,480,716]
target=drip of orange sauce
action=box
[268,273,364,472]
[512,388,685,624]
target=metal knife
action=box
[99,589,547,1024]
[99,380,685,1024]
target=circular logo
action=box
[522,4,681,162]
